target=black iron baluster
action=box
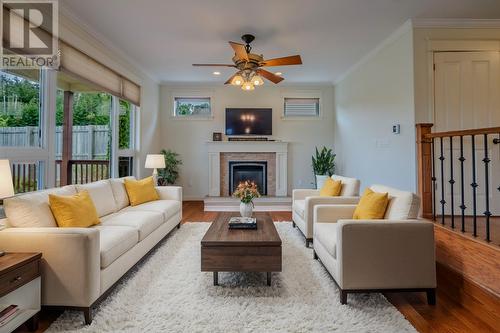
[483,134,491,242]
[431,138,437,221]
[439,137,446,225]
[459,136,466,232]
[471,135,478,237]
[449,136,455,229]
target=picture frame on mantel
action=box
[212,132,222,141]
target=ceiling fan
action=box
[193,34,302,90]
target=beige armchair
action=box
[292,175,360,247]
[313,185,436,305]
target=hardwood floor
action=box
[14,201,500,333]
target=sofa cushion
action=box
[101,211,164,241]
[314,223,337,259]
[122,200,181,222]
[92,225,138,268]
[76,180,117,217]
[292,200,305,219]
[3,185,76,228]
[370,185,420,220]
[331,175,360,197]
[109,176,135,210]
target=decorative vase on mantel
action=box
[233,180,261,218]
[240,201,253,218]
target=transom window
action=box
[174,97,211,117]
[284,97,320,117]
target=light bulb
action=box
[241,81,255,91]
[231,74,244,86]
[252,75,264,86]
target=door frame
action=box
[426,40,500,125]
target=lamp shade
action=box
[0,160,14,199]
[145,154,166,169]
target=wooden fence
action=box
[0,125,110,160]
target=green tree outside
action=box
[2,72,131,152]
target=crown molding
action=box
[59,3,160,84]
[333,20,412,85]
[412,18,500,29]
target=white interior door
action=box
[434,51,500,216]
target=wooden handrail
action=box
[424,126,500,139]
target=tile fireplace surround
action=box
[206,141,288,197]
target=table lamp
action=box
[145,154,166,186]
[0,159,14,257]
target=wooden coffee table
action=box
[201,212,282,286]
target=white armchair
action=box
[313,185,436,305]
[292,175,360,247]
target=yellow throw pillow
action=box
[49,190,100,228]
[319,178,342,197]
[353,188,389,220]
[124,176,159,206]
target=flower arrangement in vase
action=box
[232,180,261,217]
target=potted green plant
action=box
[157,149,182,185]
[312,146,336,189]
[232,180,261,217]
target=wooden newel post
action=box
[416,123,434,219]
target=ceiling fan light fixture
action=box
[241,81,255,91]
[252,74,264,86]
[231,74,244,86]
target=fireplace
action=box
[229,161,267,196]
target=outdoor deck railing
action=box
[56,159,110,185]
[11,161,38,193]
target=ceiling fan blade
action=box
[261,55,302,67]
[224,73,237,85]
[192,64,236,67]
[256,69,284,84]
[229,41,249,61]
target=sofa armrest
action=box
[0,227,100,307]
[292,189,320,202]
[336,219,436,290]
[156,186,182,201]
[313,204,357,223]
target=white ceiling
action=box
[60,0,500,84]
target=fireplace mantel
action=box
[206,141,288,196]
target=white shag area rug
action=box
[47,222,417,333]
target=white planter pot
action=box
[240,202,253,218]
[315,175,329,190]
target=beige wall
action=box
[160,84,334,199]
[334,27,416,191]
[413,27,500,123]
[59,13,161,178]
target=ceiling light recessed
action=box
[213,71,221,75]
[275,72,282,76]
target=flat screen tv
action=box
[225,108,272,136]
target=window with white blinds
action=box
[284,98,320,117]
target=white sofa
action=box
[0,177,182,324]
[292,175,360,247]
[312,185,436,305]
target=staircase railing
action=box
[416,124,500,244]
